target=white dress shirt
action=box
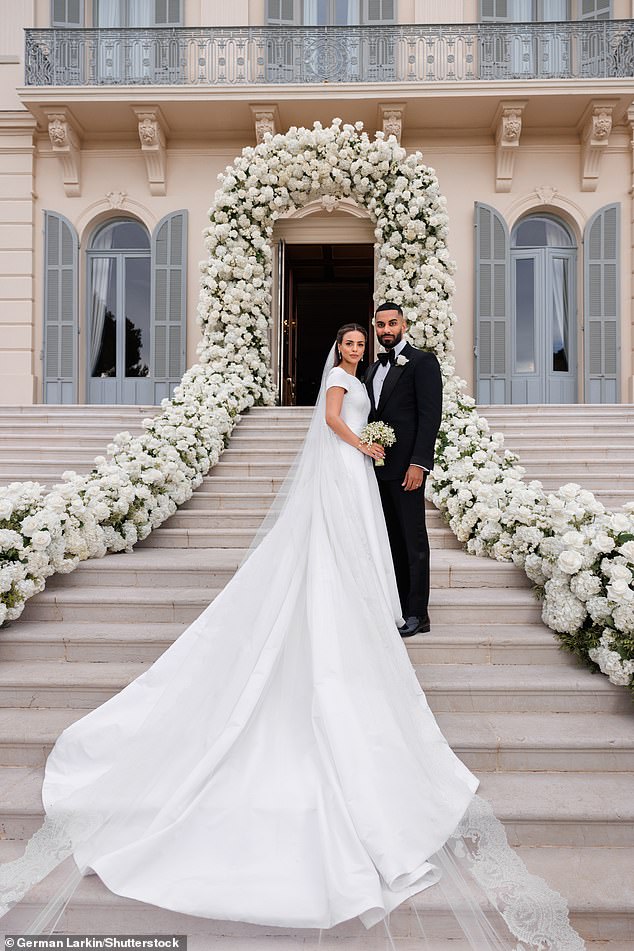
[372,338,427,473]
[372,337,407,407]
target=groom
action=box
[365,303,443,637]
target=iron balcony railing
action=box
[24,21,634,87]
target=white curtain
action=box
[509,0,533,75]
[96,1,154,80]
[550,257,569,371]
[89,238,115,377]
[303,0,318,24]
[541,0,568,76]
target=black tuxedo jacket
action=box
[365,343,443,481]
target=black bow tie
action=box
[378,350,396,367]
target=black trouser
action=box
[378,477,429,619]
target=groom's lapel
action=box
[365,361,379,413]
[376,364,405,416]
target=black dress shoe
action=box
[398,615,431,638]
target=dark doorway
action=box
[282,243,374,405]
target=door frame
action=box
[510,244,577,403]
[85,245,151,404]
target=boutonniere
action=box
[395,355,409,367]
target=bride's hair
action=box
[334,323,367,366]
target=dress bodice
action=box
[325,366,370,437]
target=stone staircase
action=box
[0,405,632,948]
[0,406,154,487]
[479,404,634,510]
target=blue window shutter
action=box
[584,203,620,403]
[475,202,510,404]
[44,211,78,404]
[151,210,187,400]
[51,0,83,26]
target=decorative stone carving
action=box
[106,191,127,210]
[250,105,280,144]
[493,101,527,193]
[138,116,159,146]
[535,185,558,205]
[378,103,406,144]
[132,106,168,196]
[320,195,339,213]
[45,110,81,197]
[579,101,617,192]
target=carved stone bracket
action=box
[378,103,406,144]
[45,109,81,197]
[492,101,526,193]
[132,106,168,196]
[579,101,617,192]
[250,105,280,144]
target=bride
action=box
[0,323,584,949]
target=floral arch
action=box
[1,121,633,692]
[194,119,457,408]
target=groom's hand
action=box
[402,465,425,492]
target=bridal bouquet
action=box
[359,422,396,467]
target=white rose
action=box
[606,579,634,601]
[30,530,52,550]
[557,550,584,574]
[618,540,634,563]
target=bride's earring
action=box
[338,349,342,359]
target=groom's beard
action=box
[377,329,404,350]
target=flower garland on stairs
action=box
[0,120,632,691]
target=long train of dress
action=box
[0,359,585,950]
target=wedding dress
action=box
[0,348,585,950]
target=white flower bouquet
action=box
[359,422,396,467]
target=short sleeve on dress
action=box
[326,367,351,392]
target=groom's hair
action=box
[374,302,404,318]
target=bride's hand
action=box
[359,441,385,461]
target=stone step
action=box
[49,548,524,590]
[496,432,634,446]
[0,619,565,667]
[178,491,439,512]
[0,660,626,714]
[478,402,634,413]
[205,460,634,488]
[19,583,539,624]
[137,525,463,550]
[2,765,629,848]
[165,507,446,530]
[417,663,631,714]
[0,840,629,944]
[0,706,630,773]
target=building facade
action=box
[1,0,633,406]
